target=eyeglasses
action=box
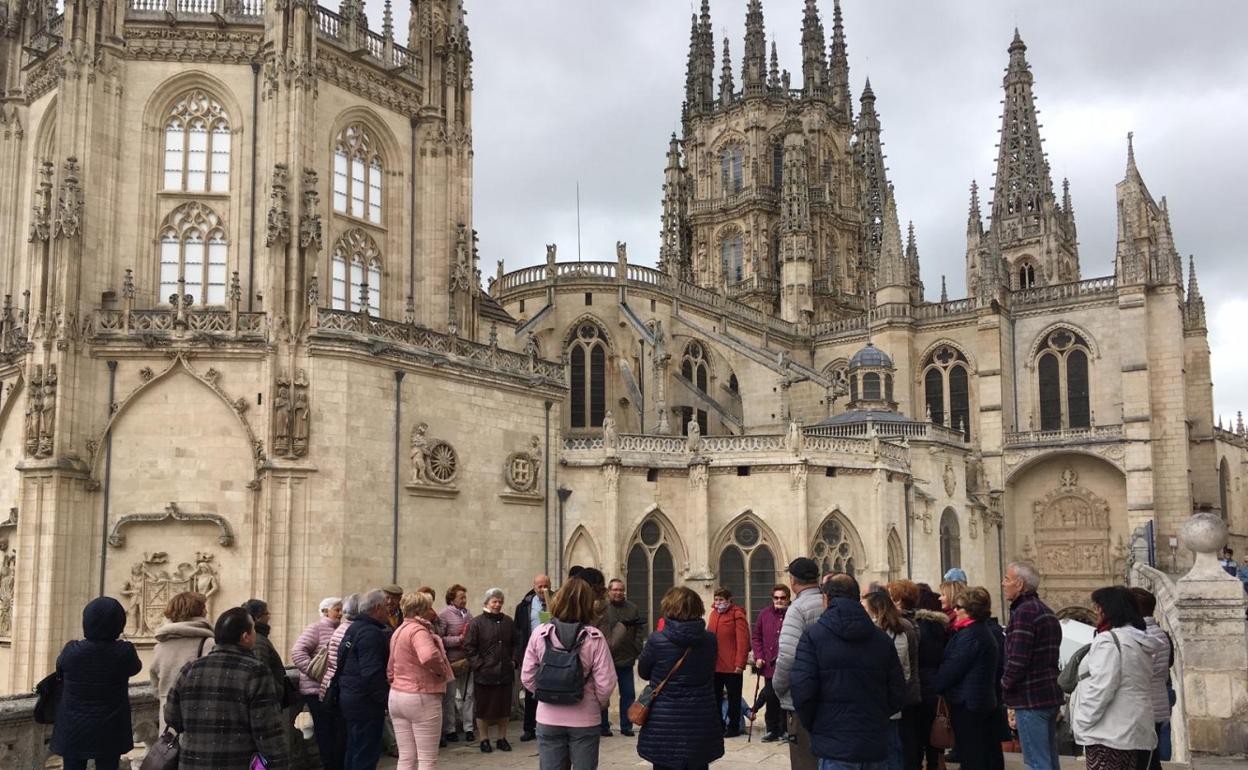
[954,605,966,610]
[772,596,787,601]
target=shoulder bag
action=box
[139,729,180,770]
[32,670,63,725]
[627,648,690,727]
[308,644,331,682]
[929,696,955,750]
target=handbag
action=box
[308,645,331,682]
[139,729,180,770]
[929,696,955,750]
[627,648,690,727]
[32,671,63,725]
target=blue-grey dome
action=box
[848,342,893,369]
[814,409,913,427]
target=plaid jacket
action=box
[165,644,289,770]
[1001,592,1062,709]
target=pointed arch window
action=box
[939,508,961,577]
[887,529,904,582]
[720,143,744,195]
[333,124,384,224]
[163,90,231,192]
[812,515,858,576]
[721,231,744,284]
[626,518,676,630]
[718,520,776,618]
[922,345,972,439]
[681,341,709,435]
[1035,329,1092,431]
[158,202,228,305]
[772,142,784,191]
[568,322,608,429]
[331,228,382,314]
[1017,262,1037,289]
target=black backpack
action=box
[534,621,588,705]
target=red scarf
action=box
[951,616,977,632]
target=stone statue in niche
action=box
[0,542,15,636]
[525,333,541,371]
[943,459,956,498]
[650,320,668,366]
[119,551,220,637]
[22,363,58,459]
[601,410,618,451]
[785,420,803,454]
[685,418,701,453]
[273,376,292,456]
[24,365,42,456]
[410,422,430,483]
[290,370,310,457]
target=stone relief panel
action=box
[0,536,15,637]
[273,369,310,459]
[119,551,220,638]
[1029,465,1120,610]
[408,422,460,497]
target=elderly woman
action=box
[933,587,1002,770]
[51,597,143,770]
[465,587,517,753]
[150,591,213,731]
[390,591,455,770]
[292,596,342,770]
[1070,586,1164,770]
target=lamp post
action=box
[557,486,572,579]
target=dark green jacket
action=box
[604,600,645,666]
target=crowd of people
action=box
[42,559,1177,770]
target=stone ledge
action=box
[405,483,459,499]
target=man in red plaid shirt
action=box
[1001,562,1063,770]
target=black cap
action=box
[786,557,819,583]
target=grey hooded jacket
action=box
[772,585,824,710]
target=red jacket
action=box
[707,603,749,673]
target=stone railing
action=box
[1214,425,1247,449]
[0,682,159,770]
[561,431,909,470]
[313,307,566,385]
[804,420,967,444]
[727,275,779,298]
[912,297,979,320]
[310,5,418,72]
[1012,275,1117,308]
[127,0,263,19]
[1003,423,1123,447]
[92,308,267,340]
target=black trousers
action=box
[758,677,785,735]
[949,704,1003,770]
[900,703,924,770]
[523,688,538,734]
[713,672,743,732]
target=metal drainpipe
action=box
[247,62,259,313]
[392,370,405,583]
[98,360,117,596]
[904,481,913,579]
[409,116,417,305]
[543,400,552,575]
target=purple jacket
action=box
[751,604,787,679]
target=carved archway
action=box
[1030,465,1116,612]
[563,524,601,572]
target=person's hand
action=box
[755,658,766,668]
[735,665,745,674]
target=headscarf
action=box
[83,596,128,641]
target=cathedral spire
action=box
[800,0,827,99]
[940,275,949,303]
[1114,133,1182,286]
[768,40,781,89]
[876,186,907,292]
[742,0,767,95]
[829,0,851,121]
[1185,255,1207,330]
[906,220,924,303]
[720,35,735,104]
[968,179,983,236]
[855,79,887,266]
[659,133,690,281]
[684,2,716,117]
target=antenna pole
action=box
[576,181,582,262]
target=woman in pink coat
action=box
[291,597,343,770]
[389,592,455,770]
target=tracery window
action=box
[923,345,972,439]
[718,520,776,618]
[330,229,382,314]
[939,508,961,577]
[772,142,784,191]
[333,124,384,223]
[812,514,858,576]
[681,341,709,435]
[626,518,675,630]
[1017,262,1037,289]
[720,143,744,195]
[1035,329,1092,431]
[163,90,231,192]
[158,202,228,305]
[568,321,608,429]
[721,231,744,284]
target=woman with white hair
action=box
[317,592,361,770]
[464,587,517,753]
[293,596,343,769]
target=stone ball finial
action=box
[1179,512,1233,582]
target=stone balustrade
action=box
[1003,423,1123,447]
[562,431,909,472]
[0,682,159,770]
[805,419,967,445]
[1012,275,1117,308]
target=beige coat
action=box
[150,617,215,730]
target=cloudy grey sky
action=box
[377,1,1248,421]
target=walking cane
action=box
[747,666,762,743]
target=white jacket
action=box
[1141,617,1172,722]
[1070,626,1164,750]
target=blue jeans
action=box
[817,758,887,770]
[344,715,385,770]
[885,720,903,770]
[1014,707,1060,770]
[601,664,636,732]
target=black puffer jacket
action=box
[465,611,516,686]
[636,618,724,770]
[50,597,143,759]
[934,619,1000,712]
[913,609,950,703]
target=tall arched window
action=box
[772,142,784,191]
[158,202,228,305]
[330,229,382,314]
[939,508,961,577]
[568,321,608,429]
[718,519,776,618]
[626,518,676,630]
[720,142,744,195]
[812,514,859,576]
[922,345,972,439]
[863,372,881,401]
[721,231,744,284]
[333,124,384,223]
[163,90,231,192]
[887,529,904,582]
[681,341,709,435]
[1035,329,1093,431]
[1017,262,1037,289]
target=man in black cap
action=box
[771,557,824,770]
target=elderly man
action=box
[338,590,393,770]
[381,584,403,629]
[771,557,824,770]
[514,574,551,742]
[602,578,645,737]
[1001,562,1062,770]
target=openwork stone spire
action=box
[800,0,827,98]
[829,0,851,121]
[720,35,735,104]
[742,0,767,95]
[855,79,887,268]
[1185,255,1206,330]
